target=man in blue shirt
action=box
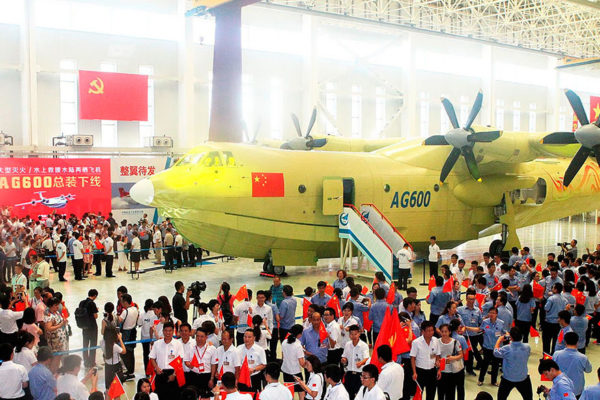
[538,359,577,400]
[28,346,56,400]
[458,292,484,376]
[581,367,600,400]
[496,293,513,332]
[269,276,283,307]
[278,285,297,344]
[571,304,589,353]
[300,312,328,363]
[553,332,593,397]
[476,307,505,386]
[349,287,370,326]
[311,281,331,307]
[544,282,567,354]
[368,288,391,342]
[493,327,532,400]
[555,310,573,353]
[426,276,451,326]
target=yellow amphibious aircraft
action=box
[131,90,600,272]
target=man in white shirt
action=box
[179,323,194,376]
[341,325,370,399]
[324,364,350,400]
[324,307,343,365]
[103,231,115,278]
[30,254,49,291]
[0,343,29,400]
[184,327,217,397]
[41,232,57,272]
[213,372,253,400]
[410,321,440,400]
[428,236,441,278]
[254,290,273,331]
[260,362,293,400]
[355,364,386,400]
[72,236,84,280]
[174,232,183,267]
[118,293,139,379]
[396,243,414,290]
[234,289,255,345]
[150,321,185,399]
[213,330,241,377]
[56,236,67,282]
[153,226,162,264]
[376,345,403,400]
[237,329,267,393]
[4,236,17,282]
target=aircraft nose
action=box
[130,178,155,206]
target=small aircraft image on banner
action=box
[14,191,75,210]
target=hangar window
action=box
[351,85,362,138]
[325,82,337,135]
[59,59,78,136]
[496,99,505,130]
[270,78,282,140]
[374,87,386,137]
[419,92,429,138]
[528,103,537,133]
[512,101,521,131]
[440,95,450,133]
[139,65,155,146]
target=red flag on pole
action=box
[247,313,253,327]
[413,383,423,400]
[150,371,156,391]
[442,277,454,293]
[168,356,186,387]
[530,326,540,338]
[325,284,334,296]
[463,336,472,361]
[532,280,545,299]
[439,357,446,372]
[541,353,553,381]
[190,353,201,369]
[303,297,311,320]
[363,311,373,331]
[107,375,125,399]
[361,286,369,295]
[491,282,503,292]
[475,294,486,311]
[572,289,587,305]
[326,296,342,318]
[558,329,565,344]
[235,285,249,301]
[239,356,252,387]
[461,279,470,289]
[370,309,409,369]
[386,282,397,304]
[319,321,328,342]
[428,275,436,291]
[146,360,154,376]
[284,382,295,396]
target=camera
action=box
[188,281,207,300]
[536,385,547,396]
[557,242,568,247]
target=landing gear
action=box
[262,252,285,275]
[262,258,274,274]
[273,265,285,275]
[489,239,504,256]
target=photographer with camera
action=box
[493,327,532,400]
[537,359,576,400]
[173,281,192,325]
[560,240,578,258]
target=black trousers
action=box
[93,254,102,275]
[278,328,289,343]
[515,320,531,343]
[104,363,122,392]
[464,334,483,372]
[175,247,183,266]
[416,367,438,400]
[121,347,135,374]
[327,348,343,366]
[269,328,279,361]
[478,348,500,384]
[238,372,263,393]
[183,249,190,266]
[344,371,362,400]
[542,321,560,354]
[105,255,114,277]
[497,376,533,400]
[401,359,415,400]
[165,248,174,270]
[398,268,410,290]
[57,261,66,280]
[82,327,98,367]
[46,251,58,271]
[430,313,440,327]
[143,341,151,374]
[438,370,465,400]
[155,369,181,400]
[73,258,83,280]
[429,261,438,277]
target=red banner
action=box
[0,158,111,218]
[79,70,148,121]
[590,96,600,124]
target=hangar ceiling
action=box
[264,0,600,58]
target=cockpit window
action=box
[223,151,236,166]
[176,150,237,167]
[177,152,206,167]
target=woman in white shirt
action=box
[13,331,37,372]
[281,324,305,400]
[251,315,271,353]
[101,326,127,390]
[137,378,159,400]
[56,354,98,400]
[117,235,128,272]
[295,355,324,400]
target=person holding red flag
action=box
[341,325,370,400]
[233,288,254,346]
[457,291,484,376]
[184,327,217,398]
[149,321,185,399]
[410,321,440,400]
[237,329,267,393]
[426,276,451,327]
[312,281,332,307]
[323,307,343,365]
[369,288,392,343]
[212,372,253,400]
[554,311,574,353]
[515,284,536,344]
[212,330,240,380]
[300,312,329,365]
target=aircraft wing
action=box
[14,200,40,207]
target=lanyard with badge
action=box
[195,345,208,372]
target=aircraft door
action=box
[343,178,355,205]
[322,178,344,215]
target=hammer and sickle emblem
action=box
[388,333,396,347]
[88,78,104,95]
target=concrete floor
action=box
[52,217,600,398]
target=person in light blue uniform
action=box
[515,284,536,343]
[426,276,451,326]
[493,326,532,400]
[368,288,392,342]
[538,359,577,400]
[300,312,328,363]
[333,270,347,290]
[477,307,505,386]
[580,367,600,400]
[555,310,573,353]
[544,282,567,355]
[553,332,593,397]
[278,285,297,341]
[311,281,331,307]
[495,293,513,332]
[457,292,483,376]
[435,300,463,335]
[544,268,563,300]
[348,287,370,326]
[571,304,589,353]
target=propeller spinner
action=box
[424,91,501,183]
[280,107,327,150]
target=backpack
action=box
[74,299,92,329]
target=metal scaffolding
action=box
[265,0,600,58]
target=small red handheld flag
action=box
[475,294,486,311]
[190,353,201,369]
[363,311,373,331]
[218,364,224,379]
[558,329,565,344]
[146,360,155,376]
[235,285,249,301]
[439,357,446,371]
[239,356,252,387]
[530,326,540,338]
[386,282,397,304]
[247,313,253,327]
[168,356,186,387]
[319,321,328,342]
[428,275,436,291]
[325,284,334,296]
[284,382,295,396]
[303,297,311,320]
[361,286,369,295]
[107,375,125,399]
[442,277,454,293]
[461,279,470,289]
[533,280,545,299]
[413,383,423,400]
[540,353,553,381]
[326,296,342,318]
[491,282,503,292]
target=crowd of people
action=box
[0,210,600,400]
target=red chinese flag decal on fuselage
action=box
[251,172,284,197]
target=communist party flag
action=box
[251,172,284,197]
[235,285,249,301]
[386,282,397,304]
[370,309,409,369]
[541,353,553,381]
[168,356,186,387]
[79,70,148,121]
[107,375,125,399]
[590,96,600,123]
[428,275,436,291]
[319,321,328,342]
[239,356,252,387]
[325,283,335,296]
[442,277,454,293]
[533,280,545,299]
[327,296,342,317]
[302,297,311,320]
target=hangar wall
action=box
[0,0,599,151]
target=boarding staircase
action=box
[338,203,412,282]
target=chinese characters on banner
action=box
[0,158,111,218]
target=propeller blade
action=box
[440,147,461,183]
[291,113,302,137]
[305,107,317,138]
[461,146,481,181]
[424,135,449,145]
[563,146,591,187]
[309,138,327,148]
[464,90,483,130]
[594,144,600,167]
[540,132,579,145]
[441,98,460,129]
[564,89,589,126]
[467,130,501,143]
